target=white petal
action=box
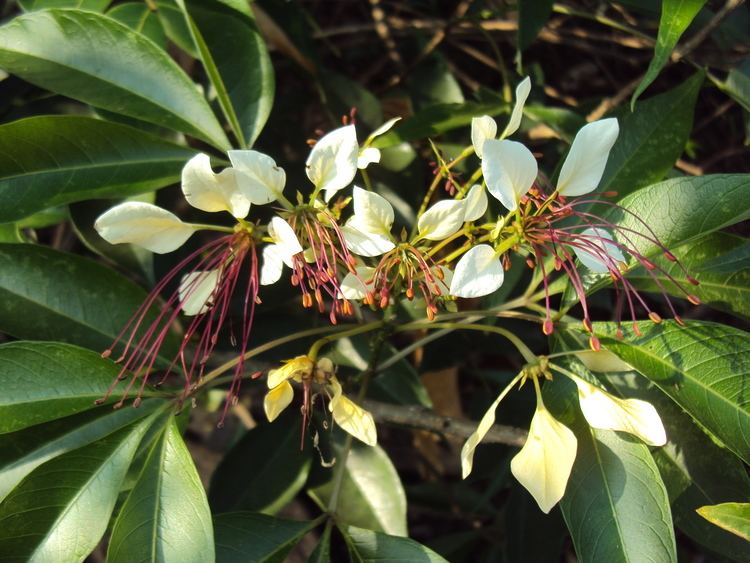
[461,390,505,478]
[260,245,284,285]
[368,117,401,139]
[227,149,286,205]
[94,202,195,254]
[450,244,504,298]
[268,216,303,263]
[556,118,619,196]
[329,378,377,446]
[510,405,577,513]
[574,379,667,446]
[181,153,251,218]
[501,76,531,139]
[573,227,626,273]
[342,225,395,257]
[417,199,466,241]
[463,184,488,222]
[575,350,633,373]
[340,266,375,300]
[178,269,220,316]
[305,124,359,201]
[351,186,394,236]
[482,139,538,211]
[357,147,381,169]
[264,380,294,422]
[471,115,498,158]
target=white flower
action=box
[260,217,303,285]
[463,184,488,222]
[178,270,221,316]
[471,115,497,159]
[357,117,401,169]
[556,118,619,197]
[306,124,359,202]
[482,139,538,212]
[342,187,397,257]
[417,199,467,241]
[227,149,287,205]
[471,76,531,157]
[573,227,626,273]
[182,153,252,219]
[450,244,504,298]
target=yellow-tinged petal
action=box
[510,404,577,513]
[574,379,667,446]
[182,153,251,218]
[461,391,504,478]
[417,199,466,241]
[267,355,314,388]
[264,380,294,422]
[575,350,633,373]
[328,377,377,446]
[178,269,220,316]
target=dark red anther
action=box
[632,322,642,337]
[589,335,601,352]
[542,319,554,335]
[582,318,593,333]
[687,294,701,306]
[687,276,700,286]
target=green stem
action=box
[189,223,236,234]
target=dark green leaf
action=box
[308,523,332,563]
[321,69,382,131]
[155,0,199,57]
[213,512,315,563]
[697,503,750,542]
[601,72,703,196]
[0,116,195,223]
[0,9,229,149]
[0,243,178,355]
[108,419,214,562]
[517,0,555,51]
[19,0,111,10]
[600,320,750,465]
[632,0,707,106]
[345,526,448,562]
[107,2,168,48]
[722,58,750,112]
[209,410,312,514]
[310,441,407,536]
[0,417,152,561]
[0,341,160,434]
[0,223,22,243]
[177,0,274,147]
[505,485,567,563]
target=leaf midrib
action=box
[0,156,190,183]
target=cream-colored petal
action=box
[461,391,506,478]
[268,216,303,263]
[449,244,504,298]
[329,378,377,446]
[178,269,221,316]
[342,225,395,257]
[357,147,381,169]
[556,118,619,197]
[417,199,466,241]
[340,266,375,300]
[573,227,625,274]
[305,124,359,201]
[351,186,394,235]
[510,404,577,513]
[463,184,488,222]
[94,201,195,254]
[368,117,401,140]
[471,115,498,158]
[574,379,667,446]
[264,380,294,422]
[575,350,633,373]
[260,244,284,286]
[500,76,531,139]
[482,139,538,211]
[181,153,251,218]
[227,149,286,205]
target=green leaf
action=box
[0,116,195,223]
[0,9,229,149]
[19,0,111,10]
[697,503,750,542]
[107,2,168,48]
[308,523,332,563]
[505,485,567,563]
[213,512,315,563]
[544,364,677,563]
[628,232,750,319]
[310,441,407,536]
[517,0,555,51]
[0,223,23,243]
[177,0,274,147]
[600,320,750,465]
[344,526,448,562]
[632,0,707,106]
[601,72,703,196]
[0,243,178,355]
[155,0,199,57]
[209,410,312,514]
[0,341,160,434]
[0,417,152,561]
[523,104,586,142]
[722,58,750,112]
[321,69,383,131]
[108,418,214,563]
[0,399,165,502]
[700,236,750,273]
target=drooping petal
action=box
[573,227,626,273]
[350,186,394,236]
[340,266,375,300]
[461,390,505,478]
[463,184,488,222]
[227,149,286,205]
[482,139,538,211]
[342,225,395,257]
[268,356,314,388]
[260,245,284,285]
[556,118,619,196]
[450,244,504,298]
[471,115,498,158]
[178,269,221,316]
[264,380,294,422]
[367,117,401,140]
[357,147,381,169]
[574,379,667,446]
[181,153,251,218]
[417,199,466,241]
[268,216,303,264]
[305,124,359,201]
[329,377,377,446]
[500,76,531,139]
[94,201,195,254]
[510,404,577,513]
